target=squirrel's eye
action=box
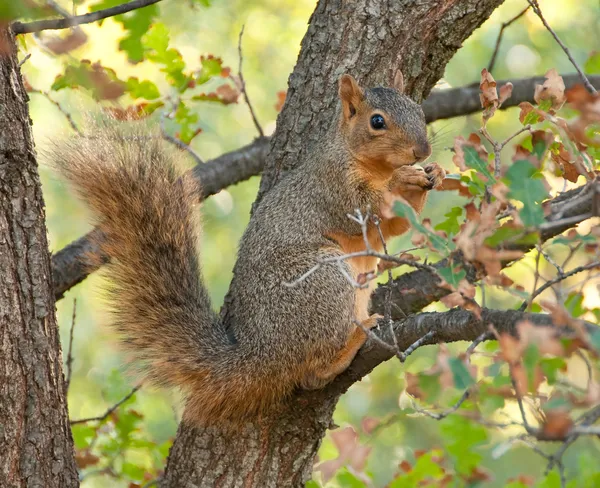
[370,114,386,130]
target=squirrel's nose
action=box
[413,142,432,162]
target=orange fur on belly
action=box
[326,230,382,322]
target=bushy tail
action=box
[49,124,228,397]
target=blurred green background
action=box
[18,0,600,486]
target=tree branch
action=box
[12,0,164,35]
[329,308,598,393]
[50,75,600,300]
[422,74,600,123]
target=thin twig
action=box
[235,25,264,137]
[12,0,164,35]
[487,6,531,73]
[353,319,398,355]
[511,371,537,436]
[575,350,593,390]
[18,53,32,67]
[160,110,204,165]
[413,387,471,420]
[466,331,492,364]
[518,261,600,311]
[399,330,436,362]
[29,89,81,134]
[538,247,565,277]
[70,384,142,424]
[527,0,597,95]
[65,299,77,391]
[372,215,402,358]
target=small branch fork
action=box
[519,260,600,312]
[235,25,264,138]
[70,384,142,425]
[526,0,597,95]
[487,5,530,73]
[283,209,436,289]
[12,0,165,35]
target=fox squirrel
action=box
[51,73,445,426]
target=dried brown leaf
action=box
[534,69,566,111]
[45,28,88,54]
[542,409,573,440]
[479,68,498,122]
[498,82,513,106]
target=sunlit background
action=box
[18,0,600,485]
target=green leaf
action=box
[480,393,505,415]
[585,52,600,75]
[394,201,453,254]
[506,481,532,488]
[121,461,145,481]
[565,292,586,318]
[538,99,553,112]
[522,109,542,125]
[411,452,444,479]
[448,357,475,389]
[486,361,503,378]
[484,224,539,247]
[418,373,442,403]
[90,0,159,62]
[543,396,571,411]
[540,357,566,385]
[553,232,597,246]
[305,481,321,488]
[435,206,463,236]
[437,264,466,289]
[0,3,47,21]
[71,424,97,450]
[197,56,226,85]
[462,146,495,182]
[440,416,487,475]
[523,345,540,392]
[173,101,201,144]
[589,329,600,353]
[537,470,562,488]
[126,77,161,100]
[143,23,189,90]
[504,160,549,227]
[335,468,367,488]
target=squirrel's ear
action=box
[393,70,405,93]
[339,74,364,120]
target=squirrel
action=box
[51,73,445,426]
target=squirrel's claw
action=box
[423,163,445,190]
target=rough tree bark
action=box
[0,26,79,488]
[162,1,506,486]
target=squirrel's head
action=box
[338,73,431,169]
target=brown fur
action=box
[49,74,444,426]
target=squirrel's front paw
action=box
[423,163,446,190]
[392,166,431,192]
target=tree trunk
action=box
[0,26,78,488]
[162,1,505,486]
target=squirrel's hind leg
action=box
[300,313,381,390]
